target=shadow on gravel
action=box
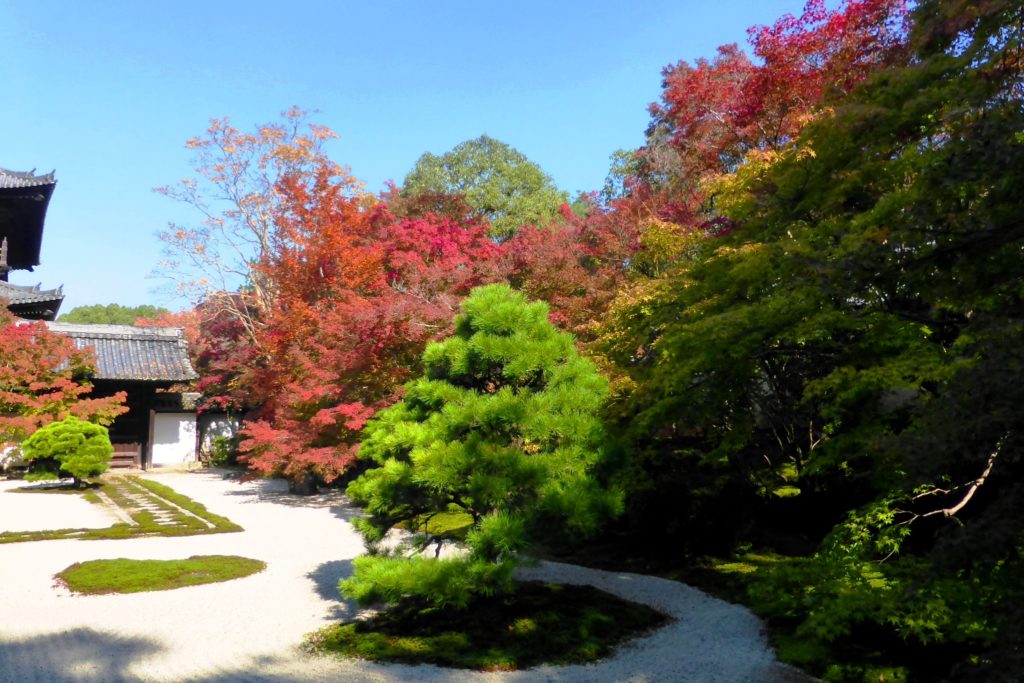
[306,559,359,619]
[255,492,362,523]
[0,628,161,683]
[219,483,363,523]
[177,469,364,523]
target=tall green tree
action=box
[603,0,1024,677]
[401,135,568,238]
[341,284,620,607]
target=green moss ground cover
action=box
[0,476,242,543]
[305,581,669,671]
[55,555,266,594]
[395,509,474,539]
[130,477,241,532]
[668,552,957,683]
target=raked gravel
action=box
[0,470,813,682]
[0,479,121,532]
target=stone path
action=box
[95,489,138,526]
[117,479,214,528]
[0,471,813,682]
[118,487,177,525]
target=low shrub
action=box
[21,417,112,486]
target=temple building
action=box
[45,323,199,468]
[2,167,200,468]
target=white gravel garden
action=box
[0,470,808,682]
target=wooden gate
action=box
[111,443,141,469]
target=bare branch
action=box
[923,435,1004,519]
[898,434,1007,528]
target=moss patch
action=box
[396,509,474,539]
[305,581,669,670]
[56,555,265,594]
[663,551,801,605]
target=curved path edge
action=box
[0,471,815,682]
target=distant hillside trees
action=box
[59,304,169,325]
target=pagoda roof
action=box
[0,168,56,190]
[1,280,64,320]
[45,323,198,383]
[0,168,57,271]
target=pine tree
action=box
[341,284,620,607]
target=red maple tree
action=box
[634,0,909,226]
[503,202,638,340]
[237,175,504,484]
[0,308,127,445]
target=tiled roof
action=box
[0,168,56,190]
[45,323,199,382]
[0,280,64,305]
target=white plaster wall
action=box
[151,413,197,466]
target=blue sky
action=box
[1,0,812,313]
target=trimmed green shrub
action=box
[21,416,113,486]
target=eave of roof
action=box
[0,280,64,304]
[0,168,56,190]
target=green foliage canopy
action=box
[402,135,568,238]
[21,416,113,485]
[603,0,1024,676]
[59,304,170,325]
[342,284,620,607]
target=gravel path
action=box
[0,471,812,682]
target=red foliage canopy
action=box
[237,174,504,483]
[503,203,637,339]
[635,0,909,225]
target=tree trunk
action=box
[288,471,318,495]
